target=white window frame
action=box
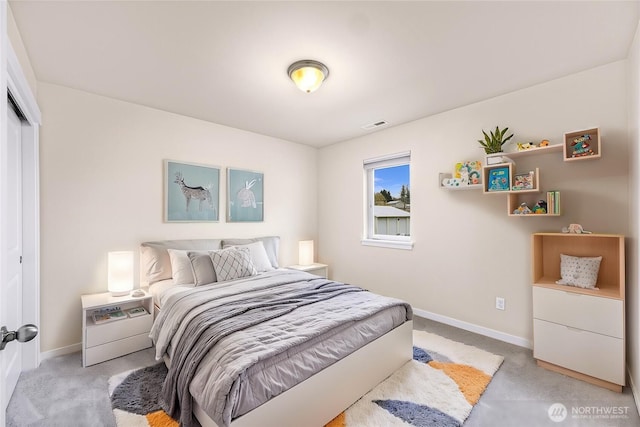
[362,151,413,250]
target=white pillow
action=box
[556,254,602,289]
[221,236,280,268]
[223,241,274,273]
[210,247,257,282]
[167,249,195,285]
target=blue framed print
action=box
[165,160,220,222]
[227,168,264,222]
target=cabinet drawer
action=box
[533,319,624,385]
[85,314,152,348]
[532,287,623,338]
[84,333,152,366]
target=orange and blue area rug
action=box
[325,330,504,426]
[109,330,503,427]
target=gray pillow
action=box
[187,251,217,286]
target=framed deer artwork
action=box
[227,168,264,222]
[165,160,220,222]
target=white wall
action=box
[7,4,36,97]
[37,83,318,352]
[318,62,629,345]
[627,19,640,412]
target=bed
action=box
[142,237,413,427]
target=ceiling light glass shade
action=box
[288,60,329,93]
[108,251,134,296]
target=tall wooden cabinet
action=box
[531,233,625,392]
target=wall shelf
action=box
[440,127,600,217]
[438,172,482,190]
[563,128,601,161]
[486,143,562,161]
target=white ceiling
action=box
[9,1,640,147]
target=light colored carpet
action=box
[7,317,640,426]
[108,330,503,427]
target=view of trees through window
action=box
[373,164,410,236]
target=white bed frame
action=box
[142,239,413,426]
[193,320,413,427]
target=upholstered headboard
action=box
[139,236,280,286]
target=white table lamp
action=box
[108,251,134,296]
[298,240,314,266]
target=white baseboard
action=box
[40,342,81,361]
[413,307,532,349]
[628,367,640,417]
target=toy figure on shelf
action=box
[533,200,547,214]
[561,223,593,234]
[571,134,594,158]
[539,139,550,147]
[513,203,532,215]
[517,142,535,151]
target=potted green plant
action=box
[478,126,514,154]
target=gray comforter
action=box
[150,269,412,427]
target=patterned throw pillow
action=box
[556,254,602,289]
[209,247,257,282]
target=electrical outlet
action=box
[495,297,505,311]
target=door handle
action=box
[0,324,38,351]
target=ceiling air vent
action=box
[361,120,388,130]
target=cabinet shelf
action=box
[532,233,624,299]
[531,233,625,391]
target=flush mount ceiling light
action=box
[287,60,329,93]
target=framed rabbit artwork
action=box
[227,168,264,222]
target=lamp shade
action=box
[288,60,329,93]
[298,240,314,266]
[108,251,134,296]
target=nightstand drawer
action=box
[532,287,623,338]
[85,314,153,347]
[85,333,151,366]
[533,319,624,385]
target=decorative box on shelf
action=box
[563,128,600,161]
[483,163,512,193]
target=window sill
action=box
[361,239,414,250]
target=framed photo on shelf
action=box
[512,171,534,190]
[227,168,264,222]
[165,160,220,223]
[487,166,510,191]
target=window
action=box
[363,151,412,250]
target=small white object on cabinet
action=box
[531,233,625,392]
[287,263,329,279]
[81,290,154,367]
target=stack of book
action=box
[92,307,126,324]
[546,191,561,214]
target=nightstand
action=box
[288,263,329,279]
[81,290,154,367]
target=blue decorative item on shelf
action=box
[488,167,510,191]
